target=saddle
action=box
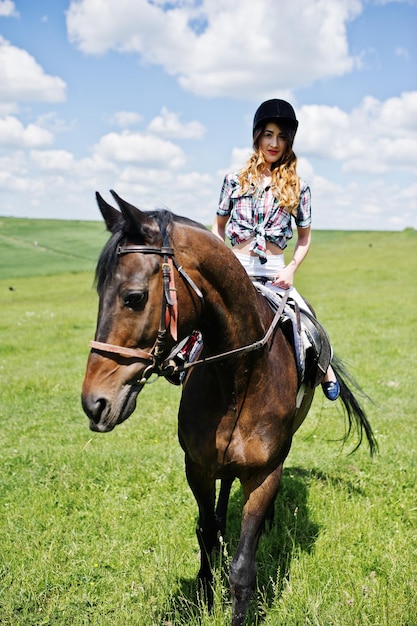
[253,281,332,388]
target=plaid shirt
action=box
[217,172,311,262]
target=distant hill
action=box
[0,217,109,280]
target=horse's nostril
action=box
[82,394,107,423]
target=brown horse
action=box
[82,191,377,626]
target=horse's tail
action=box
[331,355,378,456]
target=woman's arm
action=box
[211,214,229,241]
[273,225,311,289]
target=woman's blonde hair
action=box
[238,122,300,215]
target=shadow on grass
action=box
[163,466,321,625]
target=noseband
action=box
[89,241,289,384]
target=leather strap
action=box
[89,340,153,361]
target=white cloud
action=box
[67,0,362,98]
[2,136,416,228]
[0,37,66,104]
[115,167,215,215]
[148,107,205,139]
[311,175,417,230]
[0,171,30,192]
[297,91,417,174]
[94,130,186,168]
[33,149,118,178]
[109,111,142,128]
[395,47,409,60]
[175,170,213,191]
[368,91,417,133]
[119,165,162,185]
[31,149,75,171]
[0,0,18,18]
[223,146,253,174]
[35,112,76,135]
[372,0,416,4]
[0,116,54,148]
[296,157,315,184]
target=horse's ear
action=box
[95,192,121,233]
[109,190,157,241]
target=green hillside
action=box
[0,217,109,280]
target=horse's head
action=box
[81,191,204,432]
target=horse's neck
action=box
[195,240,267,351]
[175,223,268,347]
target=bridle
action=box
[90,243,204,383]
[89,243,288,384]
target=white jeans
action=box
[233,251,309,311]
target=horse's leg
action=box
[215,477,234,537]
[185,458,218,605]
[229,464,284,626]
[263,492,277,530]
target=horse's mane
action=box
[171,211,208,232]
[95,208,208,294]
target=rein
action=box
[177,288,288,374]
[89,242,288,383]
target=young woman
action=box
[211,98,339,400]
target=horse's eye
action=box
[123,291,148,311]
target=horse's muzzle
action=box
[81,392,113,432]
[81,384,140,432]
[81,393,111,432]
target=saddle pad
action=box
[253,282,332,387]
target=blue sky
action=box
[0,0,416,230]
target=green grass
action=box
[0,219,416,625]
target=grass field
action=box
[0,217,416,625]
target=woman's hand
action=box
[272,265,295,289]
[274,226,311,289]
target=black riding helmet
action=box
[253,99,299,135]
